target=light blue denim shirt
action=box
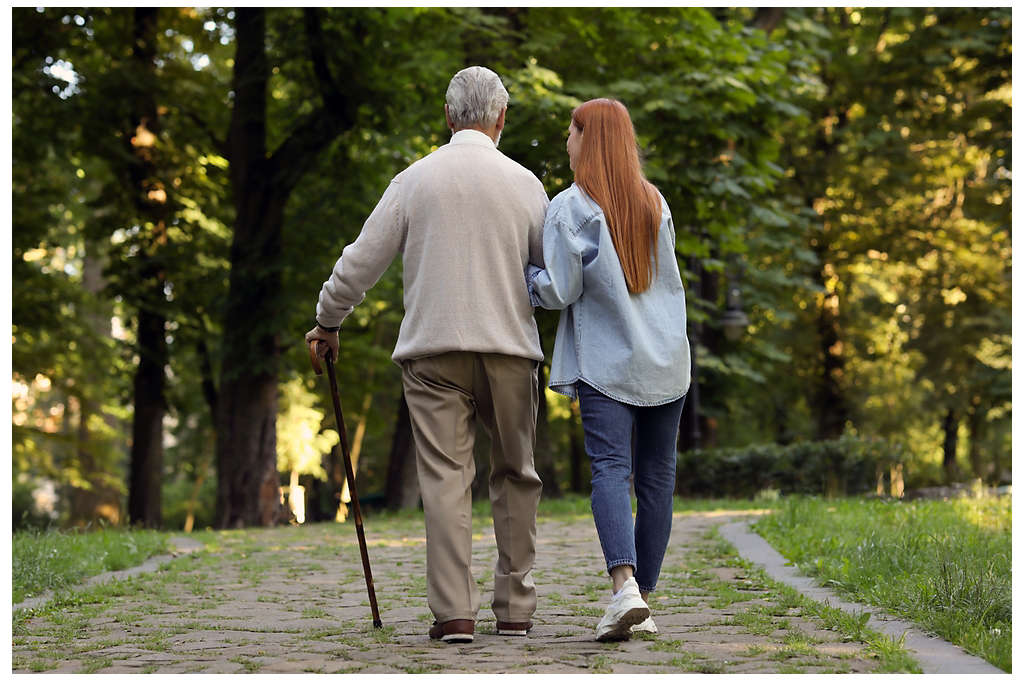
[526,183,691,406]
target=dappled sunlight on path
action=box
[14,511,903,673]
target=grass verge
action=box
[753,494,1011,672]
[13,526,169,604]
[689,526,919,673]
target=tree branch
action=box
[197,337,219,421]
[303,8,343,110]
[266,108,353,200]
[228,8,268,194]
[182,109,229,159]
[266,9,366,198]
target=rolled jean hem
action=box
[637,584,657,594]
[605,558,637,574]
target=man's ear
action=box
[495,107,507,133]
[444,104,454,131]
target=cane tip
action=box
[373,619,383,629]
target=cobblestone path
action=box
[13,510,901,673]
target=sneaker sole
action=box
[596,606,649,642]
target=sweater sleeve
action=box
[527,179,549,269]
[315,179,406,328]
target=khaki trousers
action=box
[402,352,542,623]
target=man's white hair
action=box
[445,66,509,130]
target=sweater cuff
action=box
[315,305,354,331]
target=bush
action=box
[676,436,904,498]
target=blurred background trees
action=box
[11,7,1011,529]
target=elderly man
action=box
[305,66,548,643]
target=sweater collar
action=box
[449,128,497,148]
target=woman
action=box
[527,98,690,641]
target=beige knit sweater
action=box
[315,129,549,363]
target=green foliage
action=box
[11,7,1011,524]
[755,495,1011,671]
[160,472,217,532]
[677,436,904,498]
[768,7,1011,472]
[276,377,339,479]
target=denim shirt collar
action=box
[449,128,497,148]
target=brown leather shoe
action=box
[496,620,532,636]
[428,619,474,643]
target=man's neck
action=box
[452,125,499,145]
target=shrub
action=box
[676,436,904,498]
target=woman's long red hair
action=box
[572,98,661,294]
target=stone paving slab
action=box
[10,509,994,674]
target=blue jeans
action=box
[577,382,685,593]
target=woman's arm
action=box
[526,208,585,311]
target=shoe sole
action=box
[497,629,528,636]
[440,633,474,643]
[631,624,658,634]
[596,606,649,642]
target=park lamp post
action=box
[681,259,748,452]
[719,281,749,342]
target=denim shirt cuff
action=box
[525,265,544,308]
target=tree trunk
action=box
[337,327,382,520]
[773,400,793,445]
[215,8,289,528]
[967,403,987,482]
[215,8,361,527]
[216,367,282,527]
[750,8,786,33]
[534,363,560,498]
[128,308,167,527]
[385,392,420,510]
[183,464,208,533]
[698,260,720,448]
[125,6,167,528]
[337,390,373,522]
[806,56,852,442]
[68,246,122,525]
[814,246,849,440]
[942,407,960,484]
[678,256,703,453]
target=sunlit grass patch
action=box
[694,525,919,673]
[13,526,169,603]
[754,494,1011,672]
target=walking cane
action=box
[310,340,383,629]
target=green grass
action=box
[686,526,919,673]
[11,493,773,608]
[13,526,169,603]
[754,494,1011,672]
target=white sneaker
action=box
[595,577,650,641]
[631,615,658,634]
